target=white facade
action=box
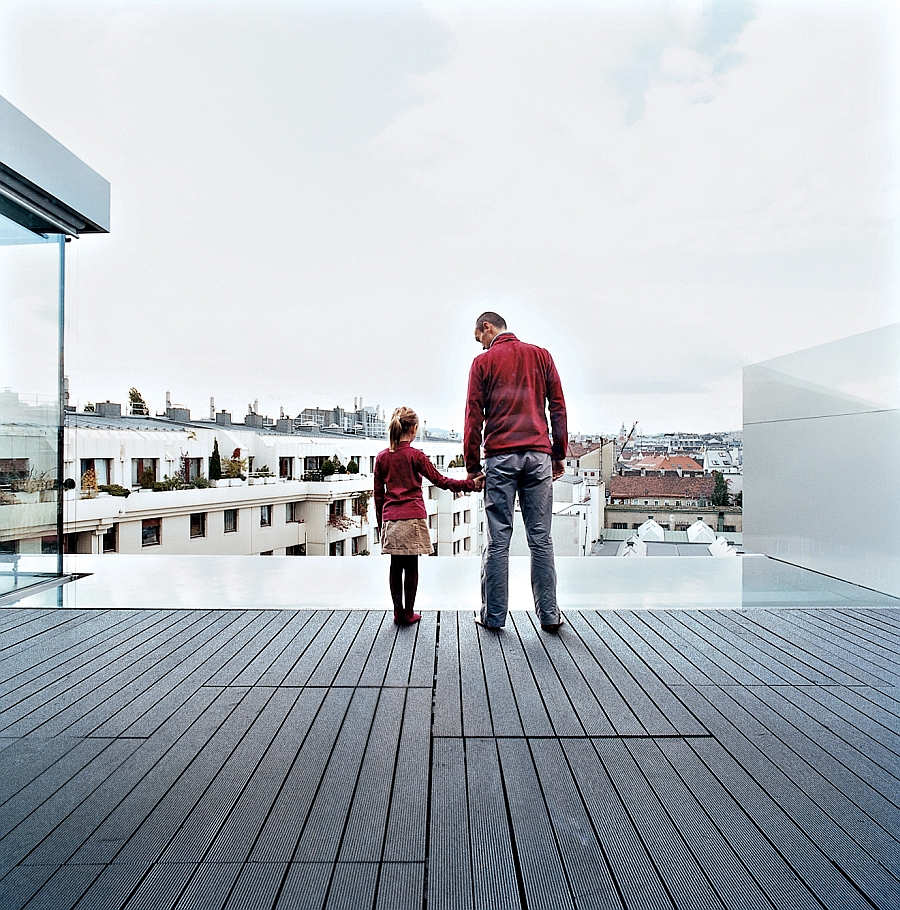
[414,475,484,558]
[743,324,900,597]
[59,475,373,557]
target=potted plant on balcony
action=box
[217,448,247,486]
[209,439,222,482]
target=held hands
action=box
[468,472,486,492]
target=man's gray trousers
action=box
[480,450,560,628]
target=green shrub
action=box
[98,484,131,498]
[209,439,222,481]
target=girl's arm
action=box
[373,458,386,526]
[415,450,477,493]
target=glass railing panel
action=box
[0,212,63,598]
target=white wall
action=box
[743,324,900,596]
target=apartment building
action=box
[4,411,483,558]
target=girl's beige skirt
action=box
[380,518,432,556]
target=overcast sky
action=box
[2,0,897,435]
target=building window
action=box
[224,509,238,533]
[351,535,368,555]
[102,525,117,553]
[279,457,293,479]
[260,504,272,527]
[182,458,202,482]
[305,455,326,472]
[286,502,302,523]
[464,509,471,524]
[464,537,471,551]
[453,512,461,529]
[330,539,345,556]
[352,496,367,516]
[286,544,306,556]
[428,514,436,529]
[132,458,159,487]
[190,513,207,538]
[612,522,628,529]
[453,540,461,555]
[142,518,161,547]
[329,500,345,519]
[724,525,736,533]
[81,458,112,487]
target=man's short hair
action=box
[475,311,507,331]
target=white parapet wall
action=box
[743,324,900,597]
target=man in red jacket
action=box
[464,311,568,631]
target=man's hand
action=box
[469,472,485,492]
[552,460,565,480]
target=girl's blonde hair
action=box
[389,406,418,451]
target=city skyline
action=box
[73,385,744,441]
[2,0,897,435]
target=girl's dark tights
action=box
[389,555,419,620]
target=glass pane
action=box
[0,213,62,597]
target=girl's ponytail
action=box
[389,406,418,451]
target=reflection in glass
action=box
[0,212,63,598]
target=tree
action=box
[321,458,336,477]
[347,460,359,474]
[448,454,465,468]
[128,387,149,416]
[83,402,95,413]
[209,438,222,481]
[711,470,729,507]
[734,490,743,508]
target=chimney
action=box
[166,391,171,408]
[210,397,215,420]
[254,399,259,414]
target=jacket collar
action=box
[489,332,517,348]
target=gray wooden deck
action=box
[0,605,898,909]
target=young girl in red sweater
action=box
[374,406,482,625]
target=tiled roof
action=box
[625,454,703,473]
[609,475,714,499]
[566,441,601,458]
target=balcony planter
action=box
[215,478,245,488]
[248,475,276,485]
